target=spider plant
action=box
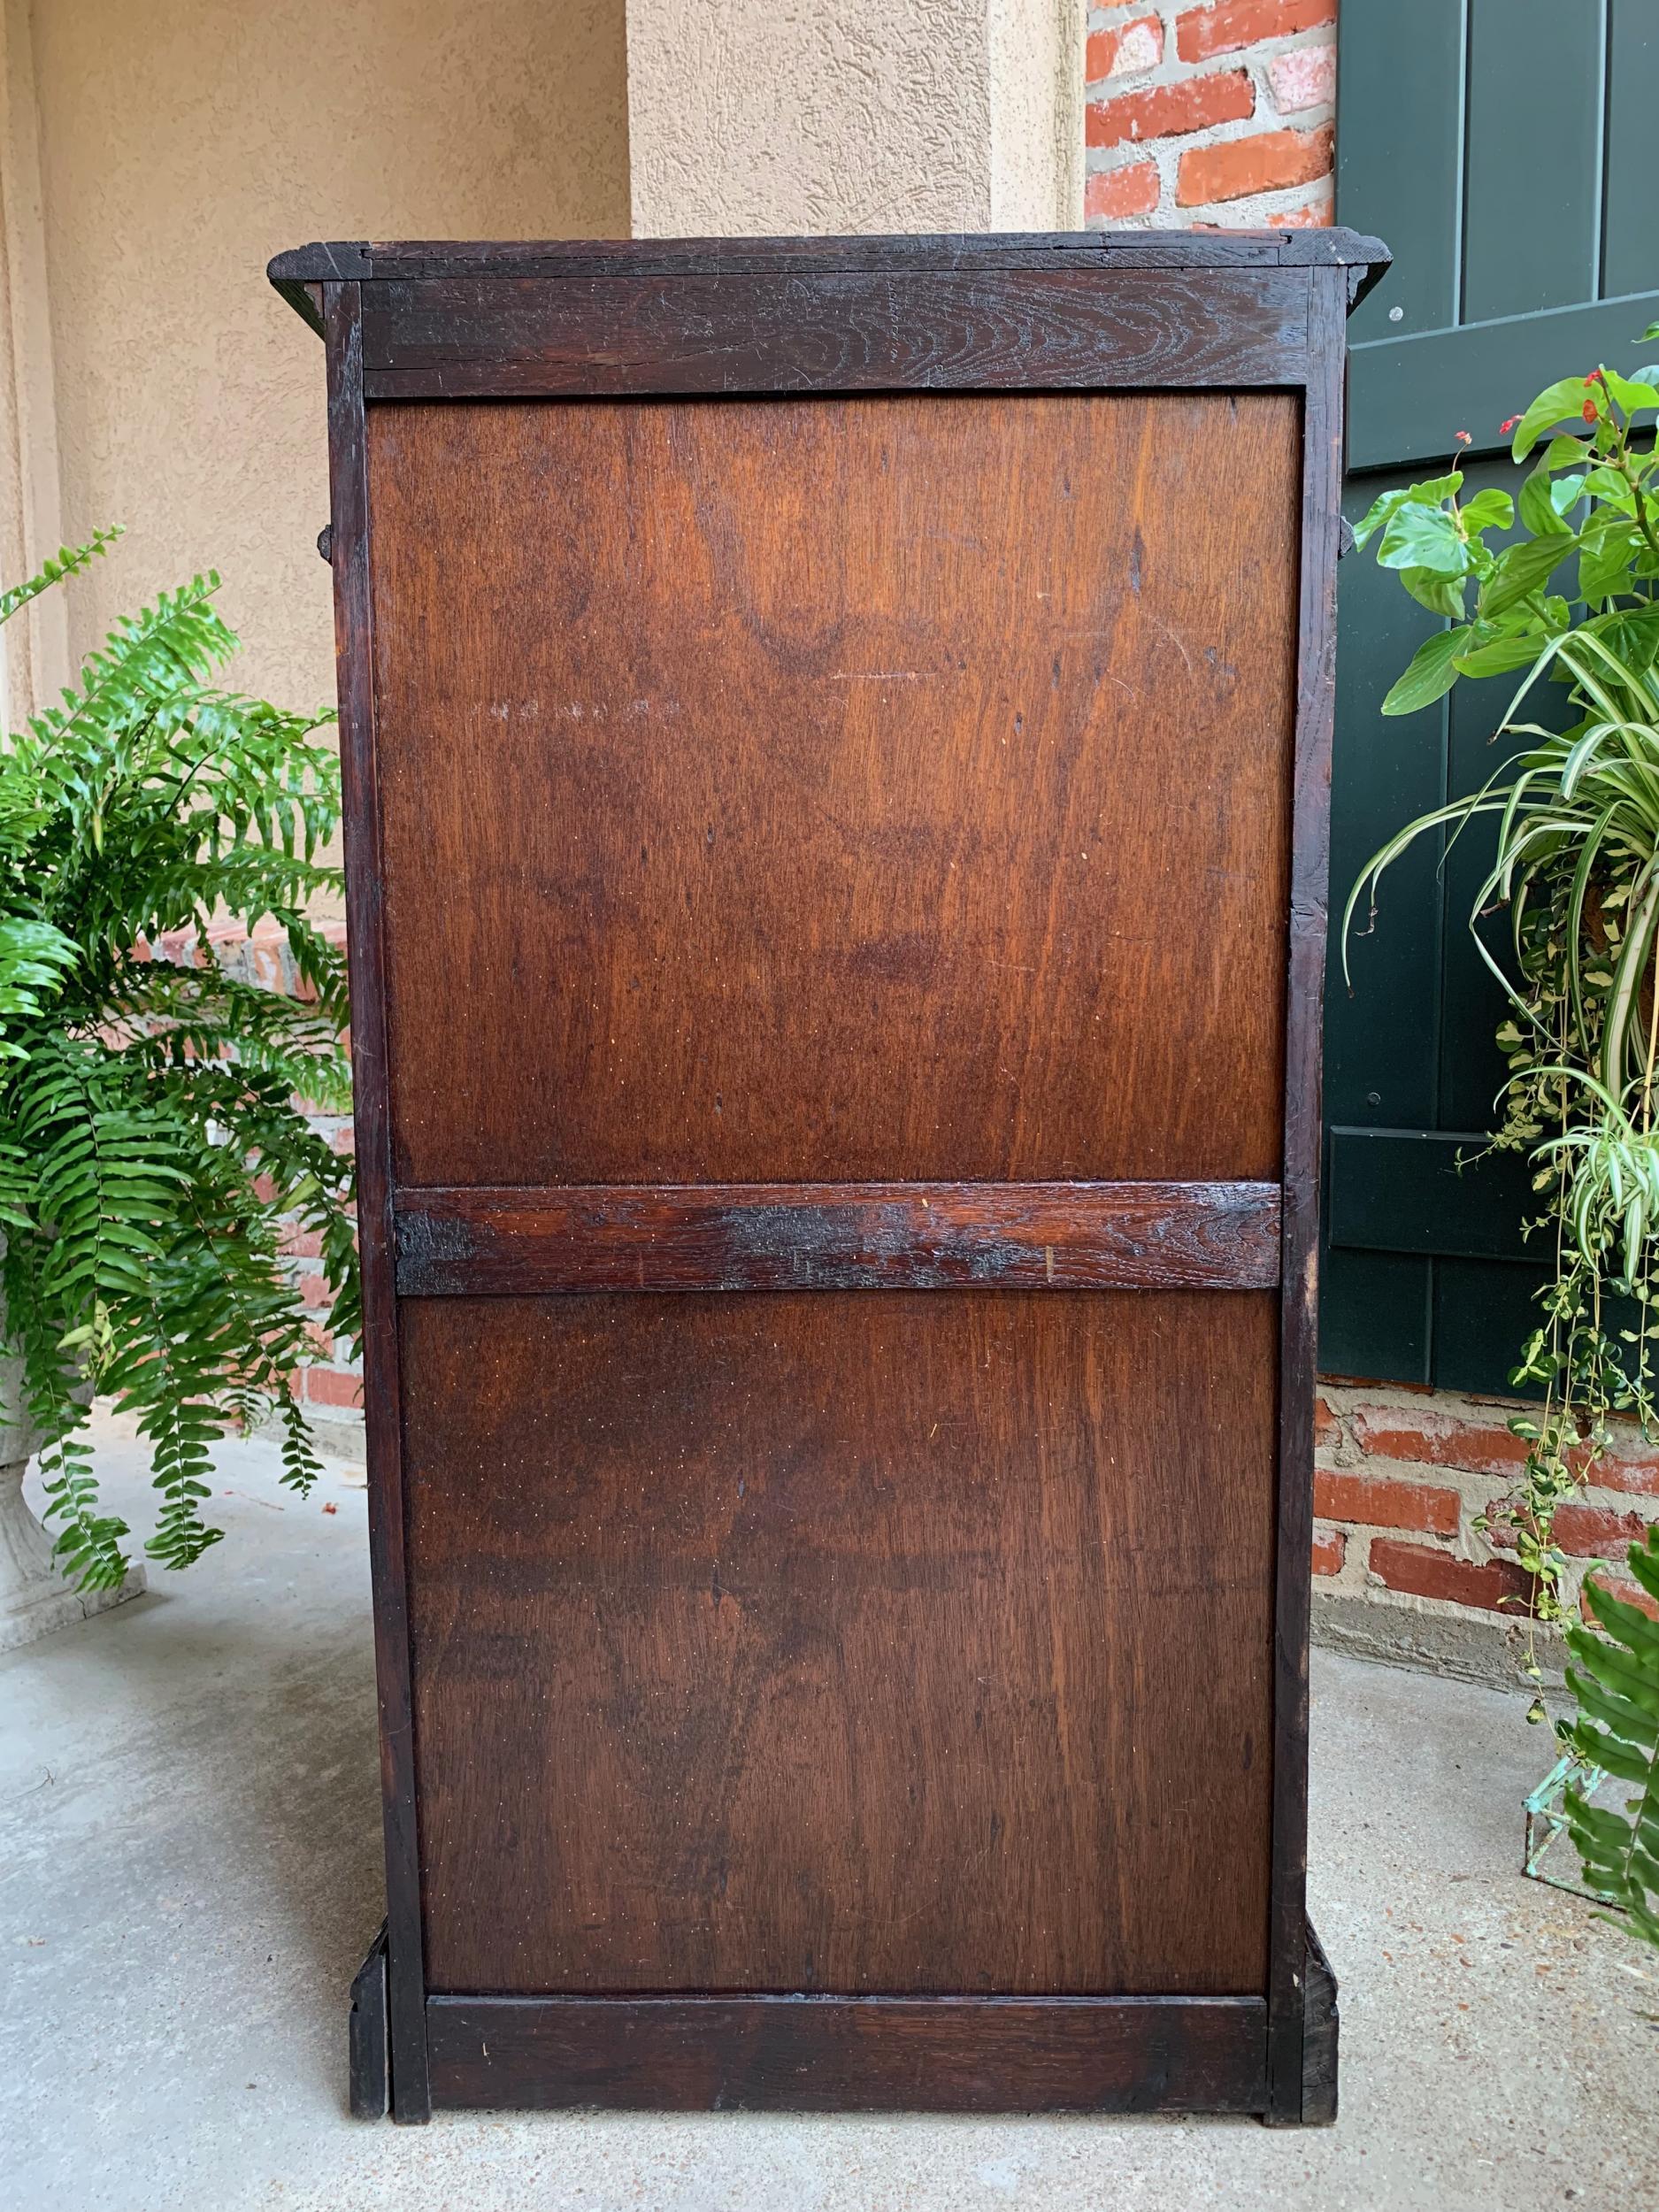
[1344,342,1659,1630]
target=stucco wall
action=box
[626,0,1081,237]
[24,0,629,721]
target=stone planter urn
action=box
[0,1339,145,1652]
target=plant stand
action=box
[1523,1753,1623,1905]
[0,1457,145,1652]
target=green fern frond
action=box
[0,537,356,1587]
[0,528,121,629]
[1561,1525,1659,1950]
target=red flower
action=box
[1500,415,1520,434]
[1584,369,1604,385]
[1583,398,1599,421]
[1455,429,1472,445]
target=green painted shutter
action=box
[1325,0,1659,1391]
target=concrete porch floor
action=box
[2,1413,1655,2212]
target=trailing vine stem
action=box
[1346,341,1659,1656]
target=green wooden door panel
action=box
[1327,496,1448,1133]
[1337,0,1464,346]
[1349,292,1659,472]
[1432,1260,1554,1395]
[1329,0,1651,1395]
[1327,1130,1533,1262]
[1319,1248,1431,1386]
[1463,0,1604,322]
[1602,0,1659,297]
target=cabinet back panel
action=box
[402,1288,1278,1996]
[366,392,1300,1187]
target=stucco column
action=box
[0,0,70,727]
[626,0,1084,237]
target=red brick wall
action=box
[1085,1,1336,229]
[1315,1382,1659,1634]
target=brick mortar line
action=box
[1087,34,1334,98]
[1082,4,1335,224]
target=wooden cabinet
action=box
[273,228,1388,2124]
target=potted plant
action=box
[0,531,357,1646]
[1347,339,1659,1948]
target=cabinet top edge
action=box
[268,227,1392,323]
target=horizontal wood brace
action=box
[424,1993,1269,2114]
[391,1180,1282,1295]
[355,268,1315,400]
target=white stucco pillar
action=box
[625,0,1084,238]
[0,0,71,727]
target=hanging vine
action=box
[1346,341,1659,1640]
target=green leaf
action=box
[1538,434,1592,474]
[1520,463,1578,537]
[1559,1526,1659,1955]
[0,528,122,628]
[1461,488,1515,534]
[1513,377,1598,460]
[1579,519,1640,605]
[1355,475,1463,550]
[1352,486,1409,549]
[1381,626,1472,716]
[1599,365,1659,418]
[1400,566,1468,618]
[1379,500,1470,578]
[1481,533,1575,618]
[1454,629,1547,680]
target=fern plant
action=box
[1560,1526,1659,1951]
[0,531,357,1587]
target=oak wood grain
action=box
[425,1993,1269,2113]
[357,269,1310,399]
[290,230,1368,2120]
[368,389,1300,1188]
[392,1180,1282,1294]
[403,1289,1279,1998]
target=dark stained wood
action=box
[322,279,430,2124]
[1265,265,1349,2124]
[425,1993,1269,2114]
[348,1923,389,2121]
[283,229,1381,2120]
[357,270,1312,399]
[401,1289,1279,1998]
[1302,1922,1340,2127]
[392,1180,1283,1295]
[270,227,1390,289]
[368,390,1302,1189]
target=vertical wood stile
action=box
[1266,265,1348,2124]
[323,279,430,2124]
